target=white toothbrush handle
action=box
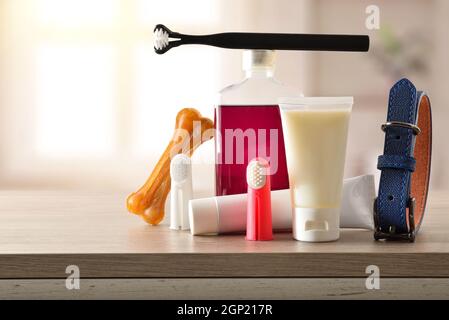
[170,183,182,230]
[181,181,193,230]
[170,181,193,230]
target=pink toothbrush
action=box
[246,158,273,241]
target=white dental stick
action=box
[170,154,193,230]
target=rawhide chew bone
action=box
[126,108,214,225]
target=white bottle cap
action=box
[188,197,219,235]
[242,50,276,72]
[292,207,340,242]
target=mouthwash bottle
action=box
[215,50,302,196]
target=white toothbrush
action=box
[170,154,193,230]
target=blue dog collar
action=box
[374,78,432,242]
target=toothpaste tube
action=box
[189,175,375,235]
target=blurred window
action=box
[34,0,219,160]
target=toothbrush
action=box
[170,154,193,230]
[153,24,370,54]
[246,158,273,241]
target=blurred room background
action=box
[0,0,447,192]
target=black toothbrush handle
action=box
[179,32,369,52]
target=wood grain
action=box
[0,190,448,278]
[2,278,449,300]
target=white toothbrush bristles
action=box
[154,28,169,50]
[170,154,191,183]
[247,159,268,189]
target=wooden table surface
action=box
[0,190,449,279]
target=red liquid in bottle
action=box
[215,105,289,196]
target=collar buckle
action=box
[381,121,421,135]
[373,197,416,242]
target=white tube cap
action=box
[292,207,340,242]
[188,198,219,235]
